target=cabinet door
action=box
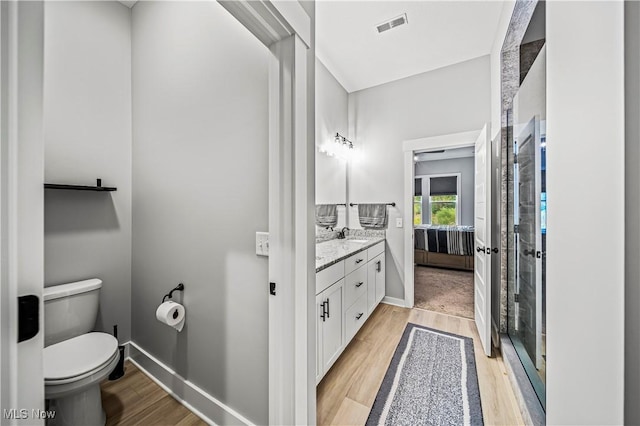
[373,253,386,304]
[316,292,325,383]
[322,279,344,373]
[367,260,377,314]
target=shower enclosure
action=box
[507,41,546,409]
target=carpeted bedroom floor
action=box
[414,266,474,319]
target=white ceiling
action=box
[118,1,137,9]
[316,1,504,93]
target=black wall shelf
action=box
[44,179,117,192]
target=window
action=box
[414,196,423,225]
[430,194,458,225]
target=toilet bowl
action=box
[44,333,118,425]
[43,279,118,426]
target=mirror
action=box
[315,59,348,233]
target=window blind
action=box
[430,176,457,196]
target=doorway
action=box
[413,152,475,319]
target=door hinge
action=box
[514,224,519,234]
[269,282,276,296]
[514,293,519,303]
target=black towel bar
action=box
[349,202,396,207]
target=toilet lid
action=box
[44,332,118,381]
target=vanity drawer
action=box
[317,260,344,295]
[344,251,367,275]
[367,241,385,259]
[344,266,367,308]
[345,293,368,342]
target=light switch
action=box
[256,232,269,256]
[396,218,403,228]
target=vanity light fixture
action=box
[335,132,354,150]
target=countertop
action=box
[315,236,385,272]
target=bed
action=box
[414,225,475,271]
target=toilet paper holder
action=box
[162,283,184,303]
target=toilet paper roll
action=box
[155,301,186,332]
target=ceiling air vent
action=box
[376,14,408,34]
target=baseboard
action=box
[126,341,253,426]
[381,296,406,307]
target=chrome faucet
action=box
[337,227,349,239]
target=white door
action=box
[1,2,46,420]
[474,124,492,357]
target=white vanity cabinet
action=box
[367,242,386,314]
[316,279,344,382]
[316,240,386,383]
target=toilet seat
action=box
[44,332,118,384]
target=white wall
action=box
[316,59,348,229]
[43,1,132,342]
[546,2,624,423]
[415,157,475,226]
[348,56,490,299]
[131,2,269,424]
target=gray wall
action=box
[43,1,132,342]
[131,2,269,424]
[415,156,475,226]
[316,59,348,228]
[625,2,640,424]
[348,55,491,300]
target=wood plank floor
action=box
[100,361,205,426]
[317,304,524,426]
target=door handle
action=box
[491,247,499,253]
[476,246,485,253]
[320,301,327,322]
[355,258,364,264]
[356,313,364,320]
[356,281,364,288]
[523,249,536,257]
[18,295,39,343]
[326,298,330,318]
[376,260,381,272]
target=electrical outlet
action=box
[396,218,403,228]
[256,232,269,256]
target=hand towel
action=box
[358,204,388,229]
[316,204,338,228]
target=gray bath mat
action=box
[366,323,483,425]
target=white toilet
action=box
[44,279,119,426]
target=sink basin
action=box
[347,239,369,243]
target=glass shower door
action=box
[511,115,546,407]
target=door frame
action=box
[1,2,315,425]
[402,130,481,308]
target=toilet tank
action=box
[43,279,102,347]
